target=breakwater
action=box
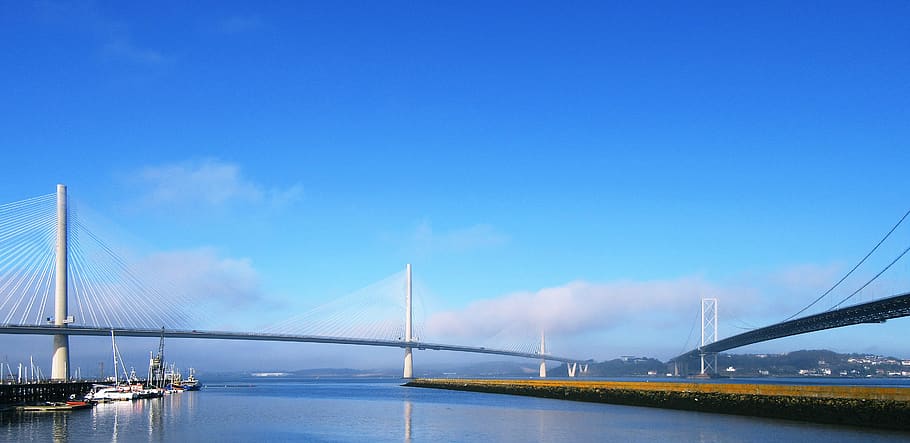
[0,382,94,407]
[404,379,910,430]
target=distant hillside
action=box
[561,357,667,377]
[596,349,910,378]
[198,350,910,379]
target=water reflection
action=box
[52,412,67,443]
[403,400,412,442]
[147,395,162,439]
[3,381,903,442]
[91,397,165,441]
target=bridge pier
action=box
[567,362,577,377]
[538,331,547,378]
[403,347,413,378]
[51,184,69,381]
[700,352,718,375]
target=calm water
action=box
[1,377,908,442]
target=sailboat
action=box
[84,331,137,402]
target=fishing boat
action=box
[180,368,201,391]
[163,364,201,392]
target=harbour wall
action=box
[0,382,94,407]
[404,379,910,430]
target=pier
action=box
[405,379,910,430]
[0,382,94,407]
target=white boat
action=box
[85,331,140,402]
[85,384,138,402]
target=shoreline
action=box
[404,378,910,431]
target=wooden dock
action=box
[0,382,95,408]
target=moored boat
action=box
[180,368,201,391]
[17,401,92,411]
[84,384,138,402]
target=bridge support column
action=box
[567,362,577,378]
[538,331,547,378]
[403,264,414,379]
[700,352,718,376]
[51,184,69,381]
[403,347,413,379]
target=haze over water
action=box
[2,378,906,442]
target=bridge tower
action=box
[403,263,414,378]
[538,331,547,378]
[51,184,71,380]
[699,298,718,375]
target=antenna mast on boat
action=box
[150,327,166,388]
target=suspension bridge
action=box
[676,206,910,374]
[0,185,588,381]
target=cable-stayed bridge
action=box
[0,186,586,381]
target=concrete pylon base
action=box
[51,334,69,381]
[403,347,413,378]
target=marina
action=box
[1,331,201,410]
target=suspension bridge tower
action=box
[51,184,71,380]
[699,298,718,376]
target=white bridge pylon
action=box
[52,184,70,381]
[403,263,413,378]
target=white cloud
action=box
[34,3,174,67]
[103,38,171,65]
[424,277,752,342]
[134,159,303,209]
[137,247,278,330]
[216,15,264,34]
[410,221,507,254]
[141,247,261,305]
[769,263,843,293]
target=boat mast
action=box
[111,330,117,385]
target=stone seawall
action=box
[404,379,910,430]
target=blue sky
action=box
[1,1,909,372]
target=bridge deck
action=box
[0,325,586,364]
[675,291,910,361]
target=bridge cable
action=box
[783,206,910,321]
[827,243,910,310]
[676,306,701,356]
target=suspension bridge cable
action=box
[677,306,701,355]
[784,206,910,321]
[827,243,910,310]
